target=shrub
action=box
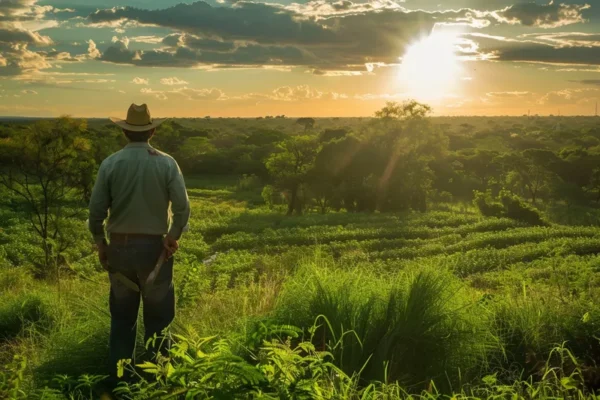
[500,190,547,226]
[274,259,494,392]
[0,292,54,342]
[473,190,546,226]
[473,190,504,218]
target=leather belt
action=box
[109,233,163,245]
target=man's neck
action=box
[125,142,152,148]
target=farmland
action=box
[1,112,600,398]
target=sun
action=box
[399,32,461,101]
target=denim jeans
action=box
[106,235,175,383]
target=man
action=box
[88,104,190,388]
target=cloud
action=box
[130,35,164,44]
[495,1,590,29]
[0,43,53,76]
[131,77,149,85]
[486,91,533,97]
[0,27,52,45]
[162,33,236,52]
[87,39,101,59]
[460,33,600,66]
[519,32,600,47]
[0,0,67,76]
[172,87,225,100]
[160,77,188,85]
[538,88,598,105]
[87,1,495,72]
[241,85,347,101]
[141,87,168,100]
[574,80,600,86]
[140,86,225,101]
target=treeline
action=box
[1,103,599,218]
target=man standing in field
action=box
[88,104,190,390]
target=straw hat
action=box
[110,103,167,132]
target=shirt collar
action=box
[125,142,152,149]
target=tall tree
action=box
[296,117,316,132]
[266,136,319,215]
[0,117,93,278]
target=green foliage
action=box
[0,291,54,341]
[474,190,546,226]
[274,261,493,389]
[3,114,600,399]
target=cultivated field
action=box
[2,112,600,398]
[2,174,600,398]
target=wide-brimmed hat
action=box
[110,103,167,132]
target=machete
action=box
[145,249,167,288]
[110,270,140,292]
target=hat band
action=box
[125,119,153,126]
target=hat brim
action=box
[109,117,167,132]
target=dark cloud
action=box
[0,0,65,76]
[89,2,337,45]
[101,37,315,68]
[461,33,600,66]
[574,80,600,86]
[0,27,52,45]
[87,0,597,72]
[497,1,590,28]
[90,1,446,71]
[162,33,236,52]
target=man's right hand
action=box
[163,234,179,258]
[96,239,109,271]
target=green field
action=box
[2,175,600,399]
[2,110,600,398]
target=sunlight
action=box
[399,31,461,101]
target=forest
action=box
[1,102,600,399]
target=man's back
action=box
[89,142,190,240]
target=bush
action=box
[0,292,54,341]
[474,190,546,226]
[274,259,494,391]
[500,190,547,226]
[473,190,504,218]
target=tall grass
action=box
[274,257,496,392]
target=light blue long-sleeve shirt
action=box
[88,142,190,242]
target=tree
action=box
[0,117,93,278]
[266,136,319,215]
[153,121,185,154]
[457,149,501,188]
[296,117,316,132]
[371,100,443,212]
[497,151,557,204]
[587,168,600,203]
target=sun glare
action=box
[399,32,461,101]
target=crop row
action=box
[210,218,526,252]
[192,210,484,242]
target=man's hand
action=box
[96,239,109,271]
[163,234,179,258]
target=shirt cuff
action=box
[168,223,189,240]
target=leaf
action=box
[482,374,497,386]
[116,359,131,379]
[582,312,591,323]
[561,376,578,390]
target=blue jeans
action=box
[106,236,175,383]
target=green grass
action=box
[3,176,600,398]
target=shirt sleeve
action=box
[167,159,191,240]
[88,161,111,243]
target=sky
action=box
[0,0,599,117]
